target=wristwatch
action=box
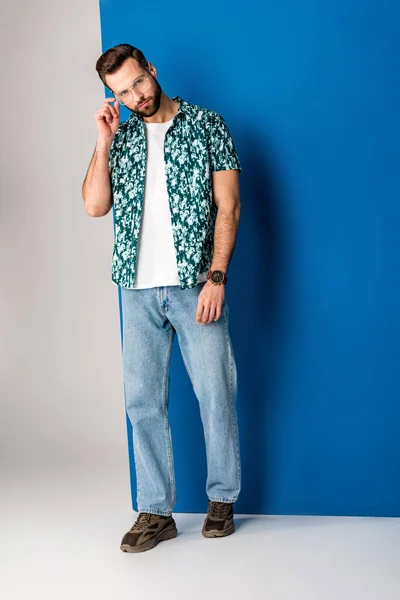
[207,269,228,285]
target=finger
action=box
[196,301,204,324]
[201,304,210,324]
[109,101,118,119]
[95,110,109,125]
[104,103,116,119]
[96,107,110,118]
[97,107,113,124]
[104,105,115,121]
[214,304,222,321]
[207,304,216,324]
[104,98,119,118]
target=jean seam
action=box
[162,326,176,512]
[222,303,241,496]
[208,496,238,503]
[138,508,172,517]
[124,380,142,506]
[179,338,196,391]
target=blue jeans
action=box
[120,281,241,516]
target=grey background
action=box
[1,0,128,485]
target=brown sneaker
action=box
[202,501,235,538]
[120,512,178,553]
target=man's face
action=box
[105,57,162,117]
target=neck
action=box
[142,93,179,124]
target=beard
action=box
[126,75,162,118]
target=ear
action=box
[147,62,157,78]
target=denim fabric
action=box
[120,281,241,516]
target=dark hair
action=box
[95,43,149,89]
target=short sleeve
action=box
[208,113,242,174]
[108,123,126,172]
[108,132,118,172]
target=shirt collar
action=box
[127,95,188,123]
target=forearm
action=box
[82,139,113,217]
[210,205,241,272]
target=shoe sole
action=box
[202,522,235,538]
[120,523,178,553]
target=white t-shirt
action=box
[133,117,208,289]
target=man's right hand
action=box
[94,97,120,148]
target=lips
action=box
[139,98,151,108]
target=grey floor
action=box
[2,465,399,600]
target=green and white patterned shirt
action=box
[108,95,242,289]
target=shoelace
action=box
[130,512,156,532]
[208,501,231,519]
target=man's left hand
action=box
[196,281,225,324]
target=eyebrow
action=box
[116,75,143,94]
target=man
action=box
[82,43,242,553]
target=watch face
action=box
[211,270,225,284]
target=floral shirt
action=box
[108,95,242,289]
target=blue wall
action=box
[99,0,400,517]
